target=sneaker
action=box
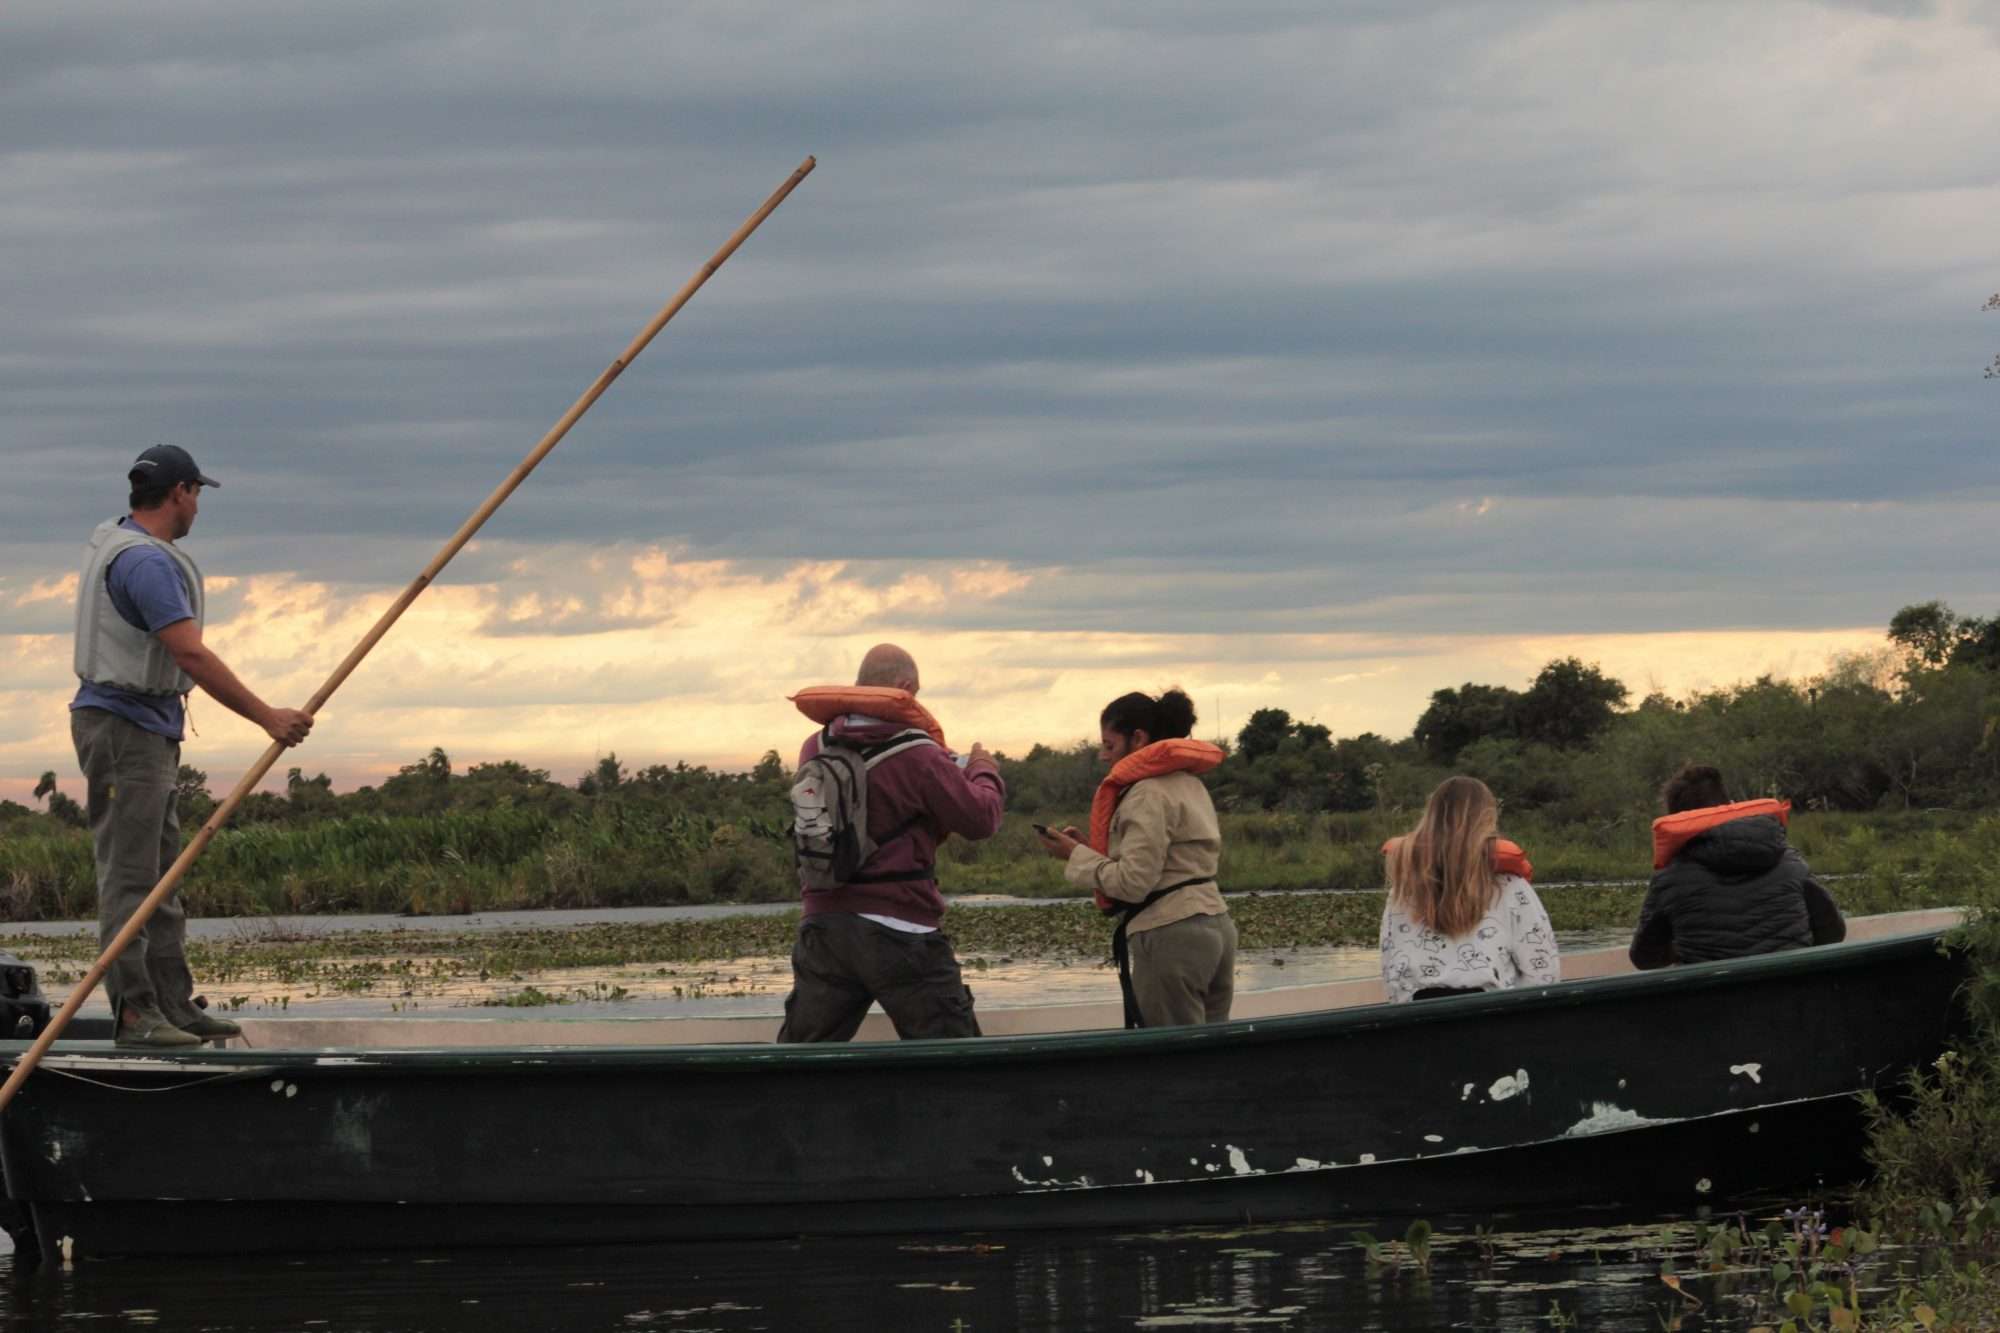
[114,1006,201,1049]
[178,1014,241,1040]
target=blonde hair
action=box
[1385,776,1502,938]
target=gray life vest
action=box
[72,518,205,696]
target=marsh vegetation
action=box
[9,601,2000,920]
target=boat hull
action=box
[1,931,1963,1260]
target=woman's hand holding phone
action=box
[1034,822,1082,860]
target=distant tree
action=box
[1951,617,2000,673]
[994,741,1100,815]
[1215,710,1342,811]
[1454,736,1578,810]
[176,764,216,826]
[751,750,788,783]
[578,753,627,796]
[1412,683,1519,763]
[34,770,85,827]
[1326,733,1397,811]
[456,760,569,813]
[464,760,553,787]
[286,767,337,818]
[1888,601,2000,675]
[1890,600,1962,667]
[378,746,455,814]
[1513,658,1628,750]
[232,791,291,824]
[1236,709,1295,763]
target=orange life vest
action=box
[1087,738,1226,854]
[1651,798,1790,870]
[1080,739,1224,916]
[789,686,947,749]
[1379,836,1535,882]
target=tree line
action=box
[1004,600,2000,820]
[7,599,1999,834]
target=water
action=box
[0,1215,1762,1331]
[3,903,1629,1022]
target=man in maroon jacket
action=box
[777,644,1006,1042]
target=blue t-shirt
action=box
[70,517,195,741]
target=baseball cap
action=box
[129,444,220,490]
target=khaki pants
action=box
[1129,911,1237,1028]
[71,708,199,1026]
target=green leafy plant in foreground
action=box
[1349,1219,1433,1278]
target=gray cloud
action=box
[4,0,1998,655]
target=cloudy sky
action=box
[4,1,1996,803]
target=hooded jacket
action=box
[796,715,1005,928]
[1629,812,1845,969]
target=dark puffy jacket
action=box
[1630,814,1845,969]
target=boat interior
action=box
[189,907,1961,1051]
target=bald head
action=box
[856,643,920,693]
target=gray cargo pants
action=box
[1129,911,1237,1028]
[777,913,981,1042]
[71,708,200,1027]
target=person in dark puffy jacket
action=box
[1630,764,1845,969]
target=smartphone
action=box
[1032,823,1053,837]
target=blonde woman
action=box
[1379,776,1558,1003]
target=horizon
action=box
[3,618,1891,807]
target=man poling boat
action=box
[0,155,819,1113]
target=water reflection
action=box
[0,1216,1753,1331]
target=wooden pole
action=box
[0,155,817,1112]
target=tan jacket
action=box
[1064,771,1226,934]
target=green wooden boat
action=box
[0,912,1965,1261]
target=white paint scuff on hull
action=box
[1225,1146,1260,1177]
[1010,1163,1095,1191]
[1563,1102,1667,1137]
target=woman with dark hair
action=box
[1037,688,1235,1028]
[1629,763,1844,968]
[1379,776,1557,1002]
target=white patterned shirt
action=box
[1378,875,1559,1003]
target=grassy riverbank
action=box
[0,806,1983,921]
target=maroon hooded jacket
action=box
[797,715,1006,928]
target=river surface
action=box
[0,1212,1788,1331]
